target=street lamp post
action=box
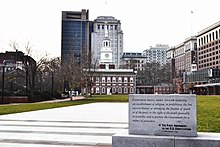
[51,72,54,99]
[26,67,28,95]
[25,61,30,97]
[1,66,5,104]
[133,70,137,94]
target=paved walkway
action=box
[0,103,128,147]
[38,96,85,103]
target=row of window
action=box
[199,60,219,66]
[146,57,166,60]
[198,52,219,60]
[147,56,166,58]
[155,87,175,91]
[199,56,219,63]
[97,24,118,30]
[198,63,220,69]
[95,87,134,94]
[198,40,220,50]
[146,54,166,57]
[103,41,111,47]
[175,65,186,72]
[175,62,185,69]
[146,61,166,64]
[198,45,219,54]
[169,43,196,63]
[145,50,166,53]
[124,60,145,63]
[198,29,220,46]
[95,77,134,83]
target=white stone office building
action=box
[91,16,123,69]
[121,52,146,71]
[174,37,197,75]
[143,44,169,65]
[166,36,197,93]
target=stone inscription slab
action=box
[129,94,197,137]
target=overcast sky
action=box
[0,0,220,58]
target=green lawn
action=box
[197,95,220,132]
[0,95,219,133]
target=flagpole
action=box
[191,10,193,37]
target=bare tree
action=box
[137,62,171,86]
[35,57,63,95]
[80,53,99,97]
[8,41,49,96]
[61,52,81,94]
[24,41,33,56]
[9,40,19,51]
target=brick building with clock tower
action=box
[89,23,136,95]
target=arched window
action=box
[124,87,128,93]
[124,77,128,83]
[118,77,122,83]
[112,77,116,83]
[102,87,105,94]
[130,87,134,93]
[96,77,99,82]
[112,87,116,93]
[130,77,133,83]
[102,77,105,82]
[118,87,122,93]
[96,87,99,94]
[213,32,215,41]
[107,77,111,83]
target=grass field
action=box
[197,95,220,132]
[0,95,219,133]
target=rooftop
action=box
[122,52,144,58]
[94,16,119,23]
[197,21,220,36]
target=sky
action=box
[0,0,220,59]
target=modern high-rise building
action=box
[143,44,169,65]
[91,16,123,69]
[61,9,92,64]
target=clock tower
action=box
[99,23,115,69]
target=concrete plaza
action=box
[0,103,128,147]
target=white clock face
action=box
[105,54,109,58]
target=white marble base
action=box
[112,130,220,147]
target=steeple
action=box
[99,22,115,69]
[104,22,109,38]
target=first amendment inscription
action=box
[129,94,197,137]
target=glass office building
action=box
[61,10,92,64]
